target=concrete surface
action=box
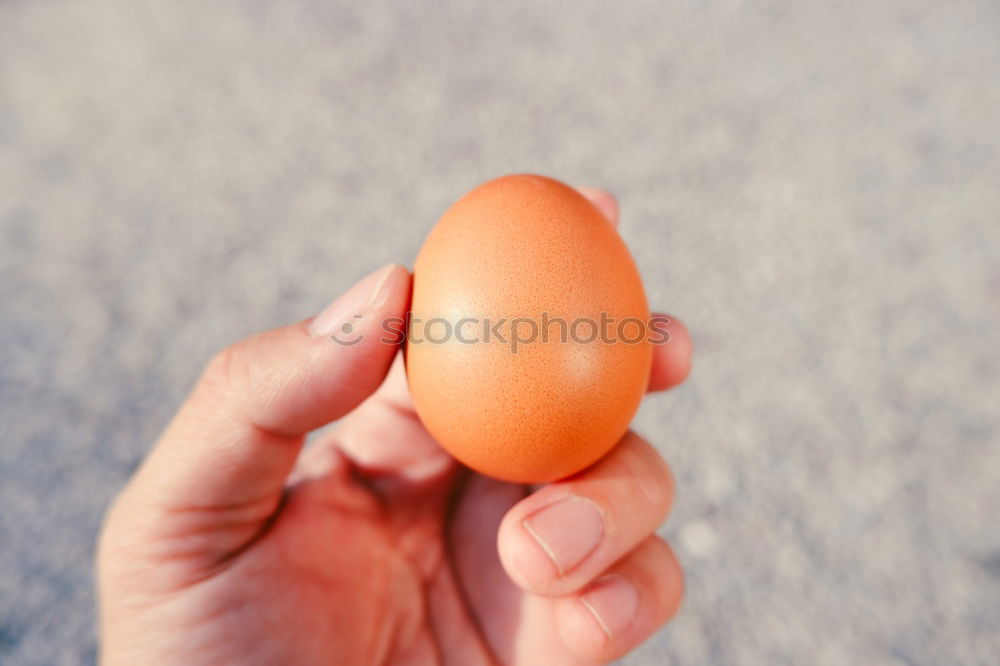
[1,1,999,664]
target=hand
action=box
[97,188,693,665]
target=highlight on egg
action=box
[405,174,654,483]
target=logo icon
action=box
[328,314,364,346]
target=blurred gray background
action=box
[2,1,998,664]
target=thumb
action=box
[113,263,409,540]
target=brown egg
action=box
[406,174,652,483]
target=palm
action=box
[217,464,536,666]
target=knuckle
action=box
[618,435,674,518]
[648,536,685,617]
[96,491,137,567]
[201,341,250,401]
[96,504,120,562]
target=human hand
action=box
[97,188,693,665]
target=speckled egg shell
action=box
[406,174,652,483]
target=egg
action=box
[406,174,652,483]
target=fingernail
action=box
[579,574,640,641]
[309,264,401,338]
[522,496,604,575]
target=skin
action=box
[97,188,693,665]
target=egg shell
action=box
[406,174,652,483]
